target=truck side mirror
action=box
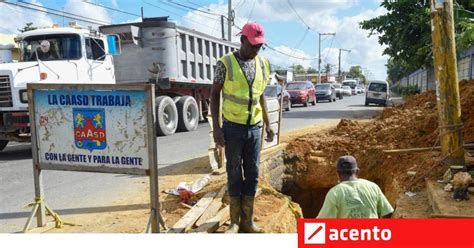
[106,35,121,55]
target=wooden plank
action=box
[191,205,230,233]
[191,189,262,233]
[383,144,474,154]
[195,186,226,227]
[168,191,217,233]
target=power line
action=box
[323,35,335,64]
[186,0,211,10]
[286,28,310,67]
[142,0,219,32]
[247,0,256,22]
[158,0,221,22]
[287,0,311,30]
[17,0,110,25]
[265,43,318,61]
[2,3,56,26]
[165,0,222,17]
[1,1,108,26]
[82,0,141,17]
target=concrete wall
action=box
[397,45,474,92]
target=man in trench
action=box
[317,155,394,218]
[210,22,274,233]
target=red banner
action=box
[298,218,474,248]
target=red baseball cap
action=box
[239,22,265,45]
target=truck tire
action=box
[0,140,8,151]
[176,96,199,132]
[156,96,178,136]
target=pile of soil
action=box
[282,80,474,216]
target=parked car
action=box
[286,81,316,107]
[264,84,291,111]
[355,86,363,94]
[342,86,352,96]
[365,80,390,106]
[315,84,337,102]
[331,83,344,99]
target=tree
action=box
[290,64,306,74]
[18,23,37,33]
[360,0,473,82]
[346,65,367,84]
[306,67,318,74]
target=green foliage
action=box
[346,65,367,84]
[457,20,474,50]
[290,64,306,74]
[391,84,420,97]
[307,67,318,74]
[18,23,37,33]
[361,0,473,82]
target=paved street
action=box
[0,94,383,232]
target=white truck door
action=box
[85,37,115,83]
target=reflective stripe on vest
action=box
[220,53,270,125]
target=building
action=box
[0,33,20,63]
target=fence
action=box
[396,45,474,92]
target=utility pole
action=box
[430,0,465,168]
[228,0,232,42]
[338,48,350,83]
[318,32,335,84]
[221,15,225,40]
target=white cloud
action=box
[64,0,111,28]
[0,1,54,35]
[175,1,389,79]
[261,45,316,69]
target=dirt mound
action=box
[282,79,474,216]
[460,80,474,142]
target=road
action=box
[0,94,383,232]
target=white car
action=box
[341,86,352,96]
[365,80,390,106]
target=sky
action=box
[0,0,389,80]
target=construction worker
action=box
[317,155,394,218]
[210,22,273,233]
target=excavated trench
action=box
[262,145,401,218]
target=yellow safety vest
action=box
[220,53,270,125]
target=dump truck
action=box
[0,24,117,151]
[0,17,239,151]
[99,17,239,136]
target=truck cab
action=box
[0,26,116,150]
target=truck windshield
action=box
[21,34,81,61]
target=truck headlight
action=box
[19,90,28,103]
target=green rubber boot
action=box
[225,196,241,233]
[240,195,263,233]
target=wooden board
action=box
[195,186,226,227]
[192,205,230,233]
[167,191,217,233]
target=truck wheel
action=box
[176,96,199,132]
[156,96,178,136]
[0,140,8,151]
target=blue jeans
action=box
[223,121,262,197]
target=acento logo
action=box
[304,223,326,244]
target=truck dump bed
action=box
[100,17,240,87]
